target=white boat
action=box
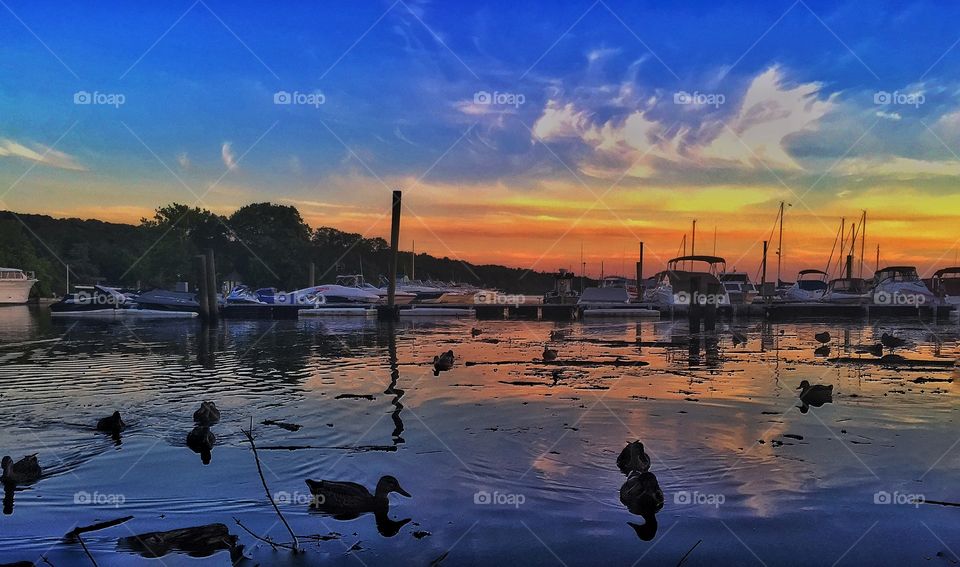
[335,275,416,304]
[309,284,380,305]
[782,269,828,303]
[870,266,936,306]
[718,272,758,304]
[820,278,870,304]
[930,267,960,306]
[578,286,631,306]
[0,268,38,304]
[50,285,197,318]
[642,256,730,306]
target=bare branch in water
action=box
[233,517,299,551]
[241,421,300,552]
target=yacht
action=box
[226,285,266,304]
[820,278,870,304]
[643,256,730,306]
[335,275,416,304]
[600,275,639,301]
[870,266,936,306]
[0,268,38,304]
[782,269,828,303]
[718,272,758,304]
[50,285,197,318]
[544,269,579,305]
[930,267,960,305]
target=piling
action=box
[688,276,702,333]
[704,281,718,331]
[308,262,316,287]
[379,190,402,321]
[635,242,644,302]
[196,254,210,321]
[205,248,219,320]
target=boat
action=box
[226,285,266,304]
[930,267,960,305]
[718,272,758,304]
[133,289,201,312]
[0,268,38,304]
[578,286,631,307]
[544,269,579,305]
[308,284,379,305]
[870,266,936,306]
[335,275,416,304]
[781,269,828,303]
[50,285,197,318]
[643,256,730,306]
[820,278,870,304]
[600,276,639,301]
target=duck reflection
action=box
[305,475,412,537]
[186,426,215,465]
[797,380,834,413]
[616,441,663,541]
[3,482,13,515]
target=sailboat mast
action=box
[411,240,415,280]
[859,210,866,278]
[776,201,784,284]
[691,219,697,257]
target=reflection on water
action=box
[0,305,957,564]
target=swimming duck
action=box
[305,475,411,516]
[814,331,831,344]
[96,411,126,434]
[731,330,748,347]
[542,347,558,362]
[619,471,664,517]
[549,330,565,341]
[471,327,482,337]
[854,343,884,357]
[193,402,220,426]
[433,350,455,373]
[616,441,652,475]
[186,426,216,465]
[1,455,41,485]
[797,380,833,408]
[880,333,906,350]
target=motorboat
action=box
[820,278,870,304]
[930,267,960,305]
[642,256,730,306]
[335,275,415,304]
[306,284,379,305]
[133,289,201,312]
[50,285,197,318]
[600,276,639,301]
[869,266,936,306]
[544,269,579,305]
[718,272,758,304]
[578,286,631,307]
[226,285,266,304]
[0,268,38,304]
[781,269,828,303]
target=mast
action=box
[776,201,785,285]
[713,226,717,256]
[411,240,415,280]
[859,210,866,278]
[691,219,697,258]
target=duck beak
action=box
[395,485,411,498]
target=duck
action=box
[433,350,455,374]
[616,441,652,475]
[549,330,565,341]
[186,426,216,465]
[542,347,558,362]
[1,455,41,485]
[880,333,906,350]
[470,327,482,337]
[814,331,831,344]
[193,401,220,426]
[797,380,834,410]
[731,330,748,347]
[619,471,664,518]
[96,411,126,434]
[305,475,411,517]
[813,345,831,357]
[854,343,884,357]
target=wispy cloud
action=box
[221,142,237,170]
[0,138,86,171]
[177,151,191,170]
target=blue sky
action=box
[2,0,960,271]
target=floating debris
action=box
[262,419,302,432]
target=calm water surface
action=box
[0,305,957,565]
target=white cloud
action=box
[0,138,86,171]
[177,152,191,170]
[221,142,237,170]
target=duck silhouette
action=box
[814,345,831,357]
[542,347,558,362]
[433,350,455,375]
[616,441,652,475]
[550,330,566,341]
[96,411,126,435]
[193,402,220,426]
[1,455,41,486]
[854,343,884,357]
[471,327,482,337]
[797,380,833,413]
[305,475,411,537]
[814,331,831,344]
[620,471,663,541]
[880,333,906,350]
[186,426,215,465]
[731,330,748,347]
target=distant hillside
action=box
[0,205,575,298]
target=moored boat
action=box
[0,268,38,304]
[782,269,828,303]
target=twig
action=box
[64,515,134,542]
[922,499,960,507]
[676,539,702,567]
[75,532,98,567]
[241,421,299,552]
[233,517,299,551]
[40,556,56,567]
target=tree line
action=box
[0,203,563,298]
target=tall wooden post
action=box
[379,190,402,320]
[205,248,218,320]
[635,242,644,302]
[196,254,210,321]
[308,262,316,287]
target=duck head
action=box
[375,475,411,498]
[1,457,10,471]
[797,380,811,391]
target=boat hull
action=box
[0,278,37,304]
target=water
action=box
[0,305,957,565]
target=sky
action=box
[2,0,960,279]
